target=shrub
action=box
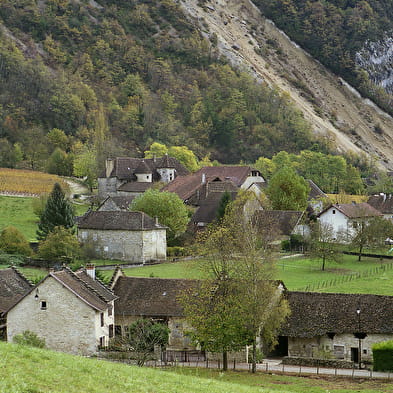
[372,340,393,371]
[167,246,186,257]
[0,226,32,256]
[13,331,45,348]
[0,252,25,266]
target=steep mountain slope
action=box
[180,0,393,168]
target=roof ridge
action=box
[10,265,34,287]
[64,267,110,304]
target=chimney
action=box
[153,154,156,163]
[155,216,159,226]
[86,264,96,280]
[201,173,206,184]
[106,158,115,178]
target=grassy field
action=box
[1,342,392,393]
[0,195,89,241]
[97,254,393,296]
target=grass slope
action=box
[1,342,392,393]
[0,195,88,241]
[104,254,393,296]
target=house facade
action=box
[6,267,117,356]
[281,291,393,365]
[111,270,197,354]
[0,267,33,340]
[317,202,382,241]
[77,211,167,263]
[367,193,393,221]
[98,156,189,200]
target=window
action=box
[93,234,98,241]
[108,305,112,316]
[332,209,336,214]
[115,325,122,336]
[109,324,114,338]
[333,345,345,359]
[99,336,105,348]
[81,232,87,240]
[40,301,47,310]
[100,312,104,327]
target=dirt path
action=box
[181,0,393,168]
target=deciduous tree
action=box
[131,189,190,244]
[0,226,32,256]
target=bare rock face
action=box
[356,36,393,94]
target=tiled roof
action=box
[319,203,382,219]
[50,268,117,312]
[77,211,166,230]
[134,160,152,174]
[253,210,304,236]
[192,191,238,224]
[113,276,198,317]
[117,182,154,192]
[98,196,136,211]
[307,179,327,200]
[162,166,258,201]
[101,156,188,180]
[367,194,393,214]
[0,267,33,313]
[282,291,393,337]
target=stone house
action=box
[367,193,393,221]
[162,165,266,205]
[0,267,33,340]
[280,291,393,365]
[77,211,167,263]
[253,210,307,243]
[6,266,117,356]
[317,202,382,241]
[110,268,199,359]
[98,156,189,200]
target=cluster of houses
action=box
[2,154,393,366]
[2,264,393,367]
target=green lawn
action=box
[0,195,89,241]
[98,254,393,296]
[1,342,392,393]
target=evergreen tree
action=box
[37,183,75,240]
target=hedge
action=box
[372,340,393,371]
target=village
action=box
[1,153,393,376]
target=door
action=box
[351,347,359,363]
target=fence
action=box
[142,359,393,379]
[300,260,393,292]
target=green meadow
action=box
[0,195,89,241]
[1,342,392,393]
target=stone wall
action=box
[7,277,113,355]
[78,228,166,263]
[283,357,354,369]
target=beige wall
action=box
[78,228,166,263]
[7,277,114,356]
[289,333,393,362]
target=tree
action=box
[38,226,80,262]
[37,183,75,240]
[127,318,169,366]
[46,148,73,176]
[216,191,231,221]
[0,226,32,256]
[131,189,190,244]
[181,194,289,372]
[309,222,341,271]
[73,145,98,192]
[144,142,168,158]
[167,146,199,172]
[266,166,309,210]
[350,216,393,261]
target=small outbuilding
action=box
[77,211,167,263]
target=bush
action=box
[167,246,186,257]
[0,252,25,266]
[372,340,393,371]
[281,234,307,252]
[13,331,45,348]
[0,226,32,256]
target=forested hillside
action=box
[0,0,320,174]
[253,0,393,116]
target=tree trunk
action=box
[322,256,325,271]
[358,245,363,261]
[223,350,228,371]
[251,340,257,373]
